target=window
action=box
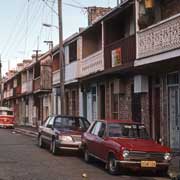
[167,73,179,85]
[44,117,51,127]
[0,110,13,116]
[91,122,102,136]
[69,41,77,63]
[72,91,76,115]
[47,117,54,127]
[54,117,81,130]
[98,123,106,137]
[82,118,90,129]
[108,123,150,139]
[111,83,119,119]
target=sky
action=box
[0,0,117,75]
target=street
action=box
[0,129,171,180]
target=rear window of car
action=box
[108,123,150,139]
[54,117,89,130]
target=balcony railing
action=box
[21,82,27,94]
[33,77,40,91]
[16,86,21,95]
[27,80,33,93]
[65,61,79,83]
[137,13,180,59]
[21,80,33,94]
[104,35,136,69]
[80,50,104,77]
[52,70,60,85]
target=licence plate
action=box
[141,161,156,168]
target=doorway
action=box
[167,72,180,150]
[154,87,161,142]
[100,85,105,119]
[168,86,180,149]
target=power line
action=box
[42,0,58,15]
[2,0,39,59]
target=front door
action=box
[168,86,180,150]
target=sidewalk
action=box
[14,126,180,177]
[14,125,38,137]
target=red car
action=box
[82,120,172,175]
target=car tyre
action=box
[84,148,91,163]
[38,135,44,148]
[50,139,58,155]
[107,155,120,175]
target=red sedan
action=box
[82,120,172,175]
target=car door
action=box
[87,121,102,156]
[94,122,107,160]
[40,116,51,143]
[42,116,55,144]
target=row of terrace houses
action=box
[2,0,180,151]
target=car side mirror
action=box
[98,130,104,138]
[47,124,53,129]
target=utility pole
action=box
[33,50,41,62]
[117,0,120,5]
[58,0,65,115]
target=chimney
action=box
[17,63,24,72]
[87,6,112,25]
[23,59,32,68]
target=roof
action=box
[52,0,132,48]
[0,106,13,111]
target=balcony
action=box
[33,76,51,92]
[137,13,180,59]
[21,82,27,94]
[80,50,104,78]
[65,61,79,83]
[52,70,60,85]
[21,80,33,94]
[104,35,136,69]
[16,86,21,95]
[33,77,40,91]
[27,80,33,93]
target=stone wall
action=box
[161,0,180,20]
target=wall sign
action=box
[111,48,122,67]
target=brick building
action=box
[135,0,180,151]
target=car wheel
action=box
[84,148,91,163]
[50,139,58,155]
[107,155,119,175]
[38,135,44,148]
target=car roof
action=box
[50,115,88,119]
[96,119,143,125]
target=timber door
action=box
[168,86,180,150]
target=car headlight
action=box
[164,153,171,161]
[59,135,73,142]
[122,150,129,159]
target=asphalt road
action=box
[0,129,171,180]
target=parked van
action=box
[0,107,14,128]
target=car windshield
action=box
[54,117,89,130]
[0,110,13,116]
[108,123,150,139]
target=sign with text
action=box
[111,48,122,67]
